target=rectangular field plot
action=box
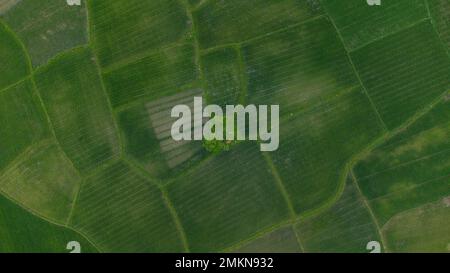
[201,47,243,106]
[0,22,29,89]
[429,0,450,49]
[103,44,198,108]
[383,199,450,252]
[354,98,450,224]
[0,80,49,171]
[70,161,184,252]
[243,17,358,117]
[193,0,322,49]
[167,143,291,252]
[321,0,428,50]
[269,86,384,214]
[351,21,450,129]
[34,48,120,173]
[0,142,81,224]
[232,226,302,253]
[88,0,190,67]
[1,0,87,67]
[117,89,207,180]
[296,178,381,253]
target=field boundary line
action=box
[112,80,202,114]
[235,44,249,105]
[82,157,122,180]
[348,18,429,53]
[90,50,125,157]
[262,153,297,219]
[381,197,446,234]
[0,18,102,252]
[1,17,86,180]
[0,75,30,95]
[358,147,450,181]
[66,177,85,227]
[0,139,53,179]
[124,158,191,252]
[425,0,450,57]
[200,14,326,55]
[0,185,102,252]
[30,75,85,178]
[161,188,191,253]
[320,5,388,132]
[223,132,389,252]
[292,225,306,253]
[220,219,294,253]
[100,42,187,74]
[370,173,450,203]
[178,0,209,102]
[190,0,211,12]
[350,170,389,253]
[224,88,447,251]
[2,19,86,182]
[85,2,124,158]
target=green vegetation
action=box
[202,139,236,154]
[34,47,120,173]
[352,21,450,129]
[243,18,358,116]
[269,85,383,214]
[0,141,81,223]
[202,115,240,154]
[322,0,428,50]
[351,21,450,129]
[232,226,302,253]
[1,0,88,67]
[117,89,207,180]
[383,199,450,252]
[296,177,381,252]
[0,80,49,171]
[0,193,97,253]
[0,21,29,89]
[194,0,322,49]
[354,98,450,225]
[428,0,450,50]
[103,44,198,108]
[70,161,184,252]
[201,47,243,106]
[167,143,291,252]
[88,0,190,67]
[0,0,449,253]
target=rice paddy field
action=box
[0,0,449,253]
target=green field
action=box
[232,226,302,253]
[0,0,449,253]
[322,0,428,50]
[0,193,97,253]
[34,47,120,174]
[70,161,185,252]
[103,44,198,108]
[0,80,49,171]
[1,0,88,67]
[296,177,382,253]
[88,0,190,67]
[354,98,450,225]
[0,141,81,223]
[383,199,450,252]
[351,21,450,129]
[0,21,29,89]
[167,143,291,252]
